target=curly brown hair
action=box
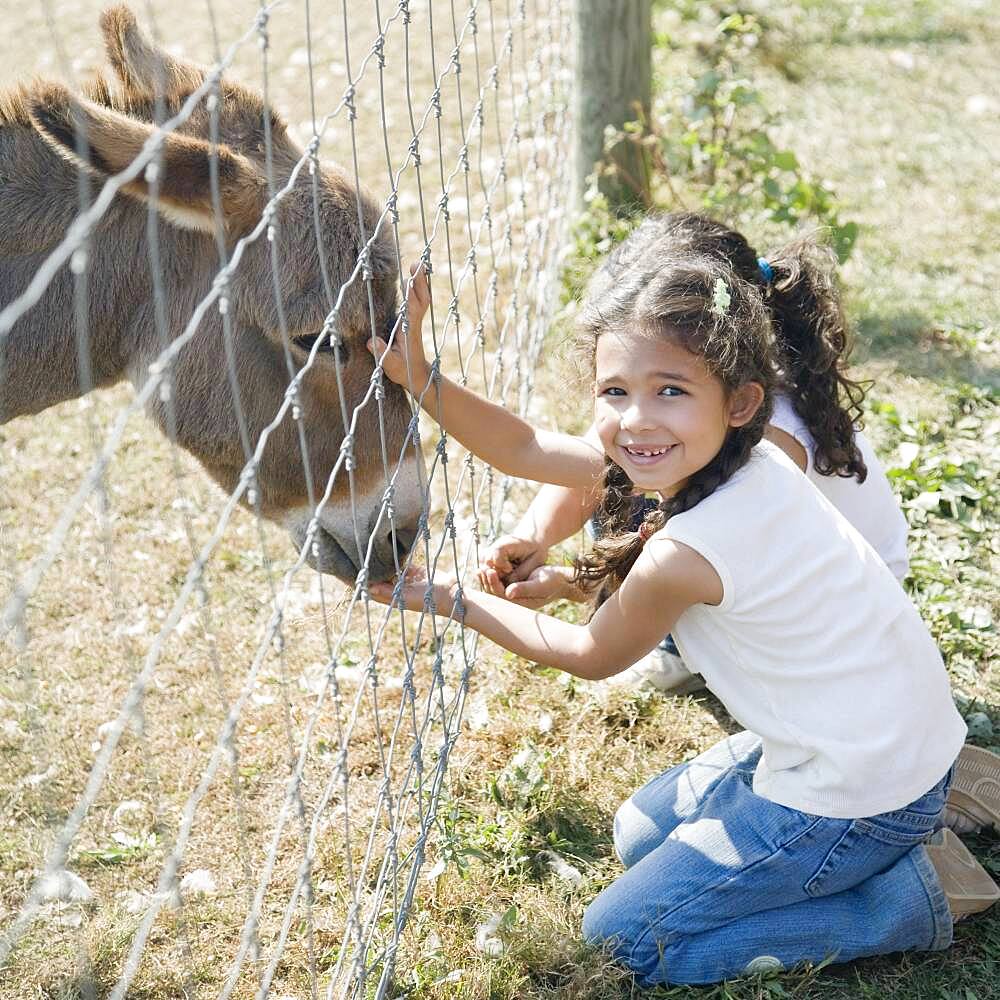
[572,212,868,598]
[573,238,777,595]
[589,213,869,478]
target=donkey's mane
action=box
[0,75,130,130]
[0,83,39,128]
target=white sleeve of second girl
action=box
[769,393,910,582]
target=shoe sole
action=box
[948,745,1000,831]
[925,829,1000,920]
[650,672,708,696]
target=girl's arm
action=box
[372,535,722,679]
[496,424,604,552]
[478,426,603,598]
[369,265,604,490]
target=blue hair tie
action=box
[757,257,774,284]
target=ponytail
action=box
[762,240,868,481]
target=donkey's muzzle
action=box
[287,510,421,585]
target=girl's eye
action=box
[600,386,626,397]
[660,386,685,397]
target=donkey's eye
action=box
[293,333,348,365]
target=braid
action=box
[574,425,762,599]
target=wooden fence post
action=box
[574,0,653,210]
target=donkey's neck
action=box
[0,118,212,423]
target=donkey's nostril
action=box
[391,526,419,562]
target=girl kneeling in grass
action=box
[367,231,998,985]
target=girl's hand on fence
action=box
[368,262,431,395]
[477,534,549,595]
[369,564,457,616]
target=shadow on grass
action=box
[853,310,999,389]
[525,789,616,870]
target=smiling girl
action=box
[367,230,997,985]
[476,214,908,697]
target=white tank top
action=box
[666,441,965,818]
[770,394,909,581]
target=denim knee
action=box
[613,795,661,869]
[582,882,630,952]
[583,881,677,984]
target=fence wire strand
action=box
[0,1,572,995]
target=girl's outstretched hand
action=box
[368,564,457,616]
[478,534,550,589]
[368,261,432,395]
[478,563,577,609]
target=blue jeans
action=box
[582,732,954,985]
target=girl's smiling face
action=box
[593,329,763,496]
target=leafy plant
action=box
[77,831,157,867]
[568,2,858,302]
[870,385,999,682]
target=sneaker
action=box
[941,805,982,837]
[944,745,1000,835]
[924,828,1000,921]
[743,955,784,976]
[604,646,707,695]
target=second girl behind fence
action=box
[366,217,999,984]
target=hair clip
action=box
[757,257,774,284]
[638,521,656,542]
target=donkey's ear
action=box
[28,83,266,236]
[100,5,203,101]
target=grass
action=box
[381,1,1000,997]
[1,0,998,997]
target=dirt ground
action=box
[0,1,573,996]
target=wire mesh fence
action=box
[0,1,572,995]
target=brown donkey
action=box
[0,5,425,584]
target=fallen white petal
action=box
[23,765,57,788]
[38,870,93,904]
[896,442,920,467]
[52,909,84,928]
[122,890,152,914]
[966,94,997,116]
[474,914,504,955]
[1,719,23,740]
[424,858,447,883]
[888,49,915,70]
[538,850,584,887]
[179,869,216,895]
[298,663,329,695]
[481,938,504,957]
[112,800,145,825]
[466,697,491,731]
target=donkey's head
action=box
[25,5,425,584]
